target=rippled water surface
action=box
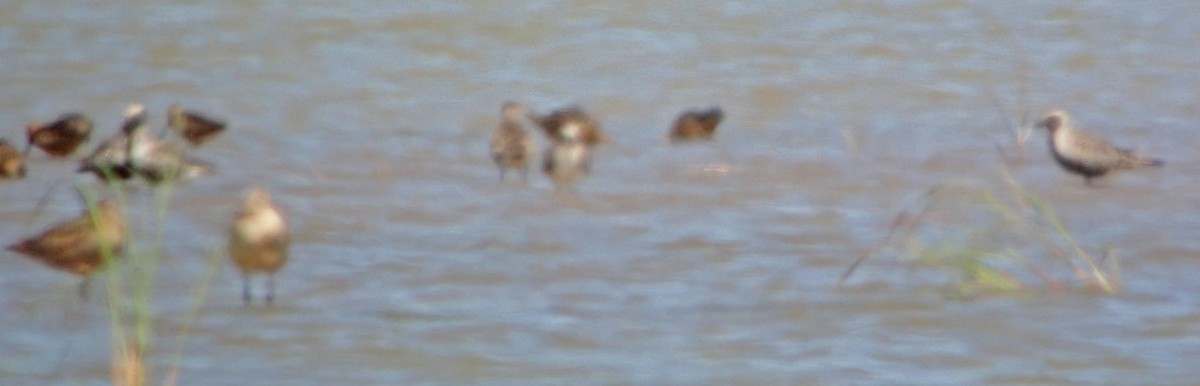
[2,1,1200,385]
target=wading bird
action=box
[230,187,290,305]
[668,106,724,142]
[7,200,126,296]
[0,138,27,179]
[1036,109,1163,185]
[490,102,535,182]
[528,105,606,146]
[167,103,227,146]
[25,112,93,157]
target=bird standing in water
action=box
[668,106,724,142]
[7,200,127,296]
[230,187,290,305]
[528,105,607,146]
[167,103,227,146]
[542,120,592,191]
[0,138,27,179]
[126,104,214,184]
[78,104,142,182]
[1036,109,1163,185]
[25,112,93,158]
[490,102,535,182]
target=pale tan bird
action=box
[490,102,535,182]
[167,103,227,146]
[668,106,724,142]
[230,187,289,305]
[0,138,27,179]
[528,105,606,146]
[1037,109,1163,185]
[7,200,127,279]
[25,112,93,157]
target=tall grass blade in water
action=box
[836,172,1122,294]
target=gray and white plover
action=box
[1036,109,1163,185]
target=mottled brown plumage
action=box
[7,200,126,277]
[1037,109,1163,185]
[0,138,27,179]
[168,103,227,146]
[669,106,724,142]
[230,187,289,304]
[528,105,606,146]
[490,102,535,182]
[25,112,93,157]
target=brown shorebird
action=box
[167,103,227,146]
[668,106,724,142]
[78,104,142,182]
[528,105,606,146]
[1037,109,1163,185]
[230,187,289,305]
[24,112,93,157]
[542,121,591,190]
[7,200,127,287]
[490,102,535,182]
[0,138,27,179]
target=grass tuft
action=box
[73,178,218,386]
[835,169,1121,296]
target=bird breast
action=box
[234,209,286,244]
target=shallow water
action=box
[2,1,1200,385]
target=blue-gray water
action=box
[2,1,1199,385]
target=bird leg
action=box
[266,274,275,305]
[242,274,252,305]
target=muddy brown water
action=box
[1,2,1199,385]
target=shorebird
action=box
[167,103,227,146]
[25,112,93,157]
[1036,109,1163,185]
[230,187,289,305]
[490,102,535,182]
[78,105,141,182]
[528,105,606,146]
[0,138,27,179]
[668,106,724,142]
[7,200,127,283]
[542,121,591,190]
[122,104,214,184]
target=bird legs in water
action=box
[242,273,277,305]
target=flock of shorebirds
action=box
[490,102,725,187]
[3,103,289,304]
[0,101,1163,305]
[492,103,1162,188]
